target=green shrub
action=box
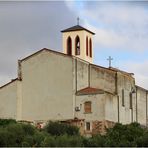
[91,135,106,147]
[41,136,56,147]
[33,131,46,147]
[21,123,36,136]
[0,129,8,146]
[0,119,16,127]
[44,121,79,136]
[104,122,146,147]
[67,135,83,147]
[6,123,25,146]
[22,135,34,147]
[0,119,148,147]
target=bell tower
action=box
[61,23,95,63]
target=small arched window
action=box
[67,36,72,56]
[75,36,80,55]
[86,36,88,56]
[89,38,92,57]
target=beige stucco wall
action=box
[104,94,118,122]
[0,80,18,119]
[136,87,147,126]
[90,65,116,94]
[75,94,105,121]
[76,59,89,90]
[20,50,74,121]
[16,80,22,121]
[62,30,93,63]
[117,72,136,124]
[75,93,118,123]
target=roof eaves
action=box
[61,25,95,35]
[76,87,105,96]
[20,48,73,62]
[135,85,148,91]
[0,78,18,90]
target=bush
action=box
[55,134,82,147]
[0,129,8,146]
[21,123,36,136]
[32,131,46,147]
[22,135,34,147]
[0,119,148,147]
[44,121,79,136]
[41,136,56,147]
[0,119,16,127]
[104,122,146,147]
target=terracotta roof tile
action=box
[76,87,104,95]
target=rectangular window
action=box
[86,122,90,131]
[122,89,125,106]
[130,93,132,109]
[84,101,91,113]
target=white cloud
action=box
[78,2,148,51]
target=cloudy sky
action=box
[0,1,148,89]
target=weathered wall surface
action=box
[90,65,116,94]
[117,72,135,124]
[76,59,89,90]
[75,93,118,135]
[136,86,147,126]
[0,80,18,119]
[75,94,105,121]
[20,50,74,121]
[104,94,118,122]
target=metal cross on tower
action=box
[107,56,113,68]
[77,17,80,25]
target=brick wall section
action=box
[92,120,115,135]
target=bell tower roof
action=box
[61,25,95,35]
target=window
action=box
[130,92,132,109]
[67,37,72,56]
[122,89,125,106]
[86,36,88,56]
[89,38,92,57]
[84,101,91,113]
[75,36,80,55]
[86,122,90,131]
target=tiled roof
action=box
[61,25,95,35]
[76,87,104,95]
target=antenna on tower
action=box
[77,17,80,25]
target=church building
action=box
[0,24,148,136]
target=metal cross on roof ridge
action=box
[107,56,113,68]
